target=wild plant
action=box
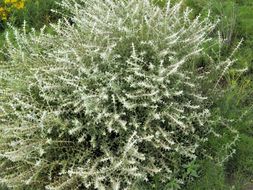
[0,0,240,189]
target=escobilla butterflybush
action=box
[0,0,238,189]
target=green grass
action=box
[154,0,253,189]
[184,0,253,189]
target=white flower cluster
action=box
[0,0,237,189]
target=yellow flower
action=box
[0,7,5,12]
[0,0,25,21]
[0,6,8,21]
[1,12,7,21]
[13,1,25,9]
[4,0,18,4]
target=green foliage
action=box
[175,0,253,189]
[0,0,61,30]
[227,134,253,187]
[11,0,60,28]
[0,184,8,190]
[186,160,230,190]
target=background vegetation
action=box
[155,0,253,189]
[0,0,252,189]
[185,0,253,189]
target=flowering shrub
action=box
[0,0,238,189]
[0,0,25,21]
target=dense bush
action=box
[0,0,238,189]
